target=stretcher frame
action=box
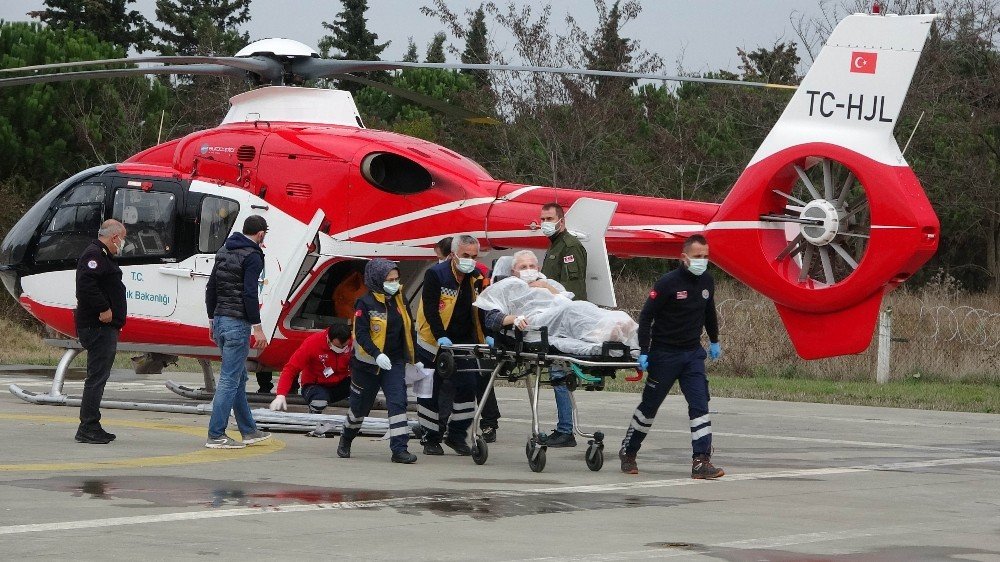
[436,327,639,473]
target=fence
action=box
[614,277,1000,382]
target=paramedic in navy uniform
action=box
[618,234,725,479]
[74,219,128,444]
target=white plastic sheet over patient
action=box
[474,276,639,354]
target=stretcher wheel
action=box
[585,444,604,471]
[472,437,488,465]
[435,351,455,379]
[528,447,546,473]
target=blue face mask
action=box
[687,258,708,276]
[540,221,558,237]
[383,281,400,295]
[456,257,477,274]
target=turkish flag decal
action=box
[850,51,877,74]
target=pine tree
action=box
[460,5,490,88]
[582,0,634,98]
[31,0,150,51]
[151,0,252,56]
[402,38,419,62]
[318,0,389,92]
[426,32,446,63]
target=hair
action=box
[451,234,479,254]
[327,322,351,342]
[541,202,565,219]
[512,249,538,267]
[683,234,708,252]
[97,220,125,238]
[435,237,453,257]
[243,215,268,235]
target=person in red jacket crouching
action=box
[269,322,353,414]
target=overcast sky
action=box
[0,1,842,75]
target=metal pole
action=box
[876,306,893,384]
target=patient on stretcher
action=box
[474,250,638,354]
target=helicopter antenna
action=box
[157,110,166,145]
[901,110,924,156]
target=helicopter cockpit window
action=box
[112,188,176,258]
[34,183,107,263]
[199,196,240,253]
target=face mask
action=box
[456,257,477,274]
[383,281,400,295]
[687,258,708,276]
[519,269,540,282]
[329,343,348,354]
[540,221,558,237]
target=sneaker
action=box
[337,436,352,458]
[544,430,577,448]
[692,454,725,479]
[444,438,472,456]
[391,450,417,464]
[619,448,638,474]
[75,431,113,445]
[481,426,497,444]
[422,442,444,455]
[205,436,246,449]
[242,430,272,445]
[97,430,117,442]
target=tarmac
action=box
[1,365,999,561]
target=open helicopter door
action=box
[258,210,325,343]
[564,197,618,308]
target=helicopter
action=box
[0,12,939,407]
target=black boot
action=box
[391,450,417,464]
[337,434,352,458]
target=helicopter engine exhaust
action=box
[361,152,432,194]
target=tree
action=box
[318,0,390,93]
[460,5,491,88]
[402,37,419,62]
[426,32,446,63]
[581,0,634,98]
[0,22,171,192]
[737,42,800,83]
[151,0,251,56]
[31,0,150,52]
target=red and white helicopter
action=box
[0,13,938,407]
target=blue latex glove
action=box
[638,354,649,371]
[709,342,722,360]
[437,336,453,347]
[485,336,495,348]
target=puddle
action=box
[443,477,561,485]
[9,476,699,519]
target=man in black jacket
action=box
[619,234,725,479]
[204,215,272,449]
[74,219,128,444]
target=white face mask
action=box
[456,257,477,274]
[329,342,348,354]
[518,268,540,282]
[540,221,558,237]
[383,281,400,295]
[687,258,708,276]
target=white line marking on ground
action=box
[0,456,996,536]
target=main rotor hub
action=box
[799,199,840,246]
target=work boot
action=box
[422,441,444,455]
[391,450,417,464]
[692,454,725,479]
[543,430,576,448]
[444,437,472,456]
[337,435,352,458]
[481,426,497,444]
[619,448,638,474]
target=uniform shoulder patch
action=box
[702,289,710,299]
[354,309,363,318]
[649,290,657,299]
[563,255,575,264]
[87,260,98,269]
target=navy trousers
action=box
[621,347,712,458]
[342,359,409,454]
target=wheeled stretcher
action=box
[434,327,641,473]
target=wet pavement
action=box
[1,367,999,560]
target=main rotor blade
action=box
[0,55,281,78]
[331,73,499,125]
[293,59,798,90]
[0,64,246,89]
